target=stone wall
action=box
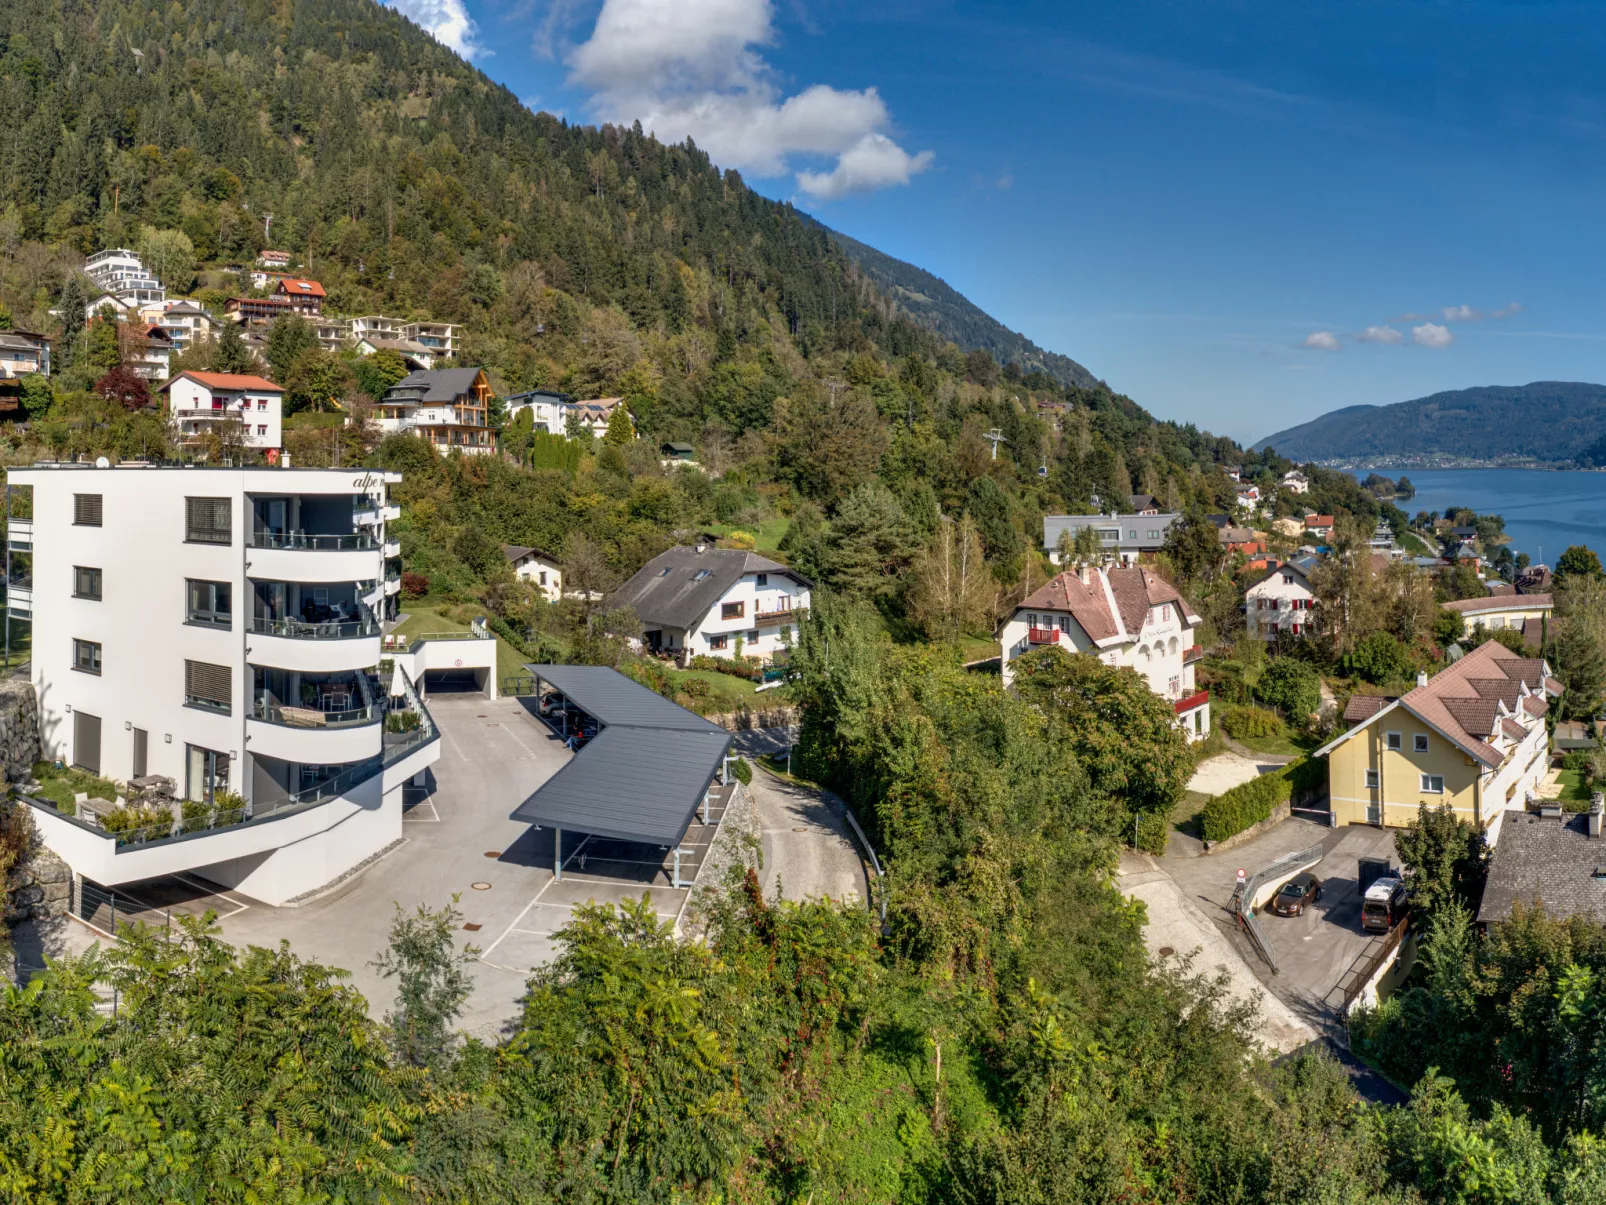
[0,679,38,782]
[705,705,800,732]
[7,844,70,923]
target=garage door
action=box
[421,669,483,694]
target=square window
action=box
[186,579,232,628]
[184,659,232,714]
[185,497,231,545]
[1386,732,1402,751]
[73,566,102,600]
[73,493,103,527]
[722,601,745,620]
[1365,769,1379,788]
[72,638,101,674]
[756,573,768,587]
[1420,774,1444,794]
[1414,734,1429,753]
[708,633,729,650]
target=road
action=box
[745,765,871,907]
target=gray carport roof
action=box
[508,664,733,846]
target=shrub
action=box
[687,654,763,682]
[729,757,753,786]
[1220,705,1285,740]
[99,805,173,843]
[385,710,423,734]
[681,677,711,699]
[1202,772,1291,844]
[1344,631,1414,685]
[400,571,429,599]
[1133,809,1169,856]
[619,658,675,699]
[1256,657,1322,718]
[1563,748,1593,774]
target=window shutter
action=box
[73,493,103,526]
[186,497,232,544]
[185,660,232,708]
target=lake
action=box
[1350,468,1606,564]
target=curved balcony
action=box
[247,615,381,672]
[246,699,383,764]
[383,539,401,559]
[248,532,383,585]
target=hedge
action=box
[1219,705,1284,740]
[687,654,763,682]
[1202,755,1328,844]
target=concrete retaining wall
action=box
[680,781,758,938]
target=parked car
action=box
[1271,872,1323,917]
[1362,876,1410,932]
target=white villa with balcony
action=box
[1245,556,1319,640]
[608,543,811,664]
[4,463,446,905]
[1000,564,1211,739]
[85,248,166,308]
[159,371,284,450]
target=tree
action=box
[264,313,319,382]
[284,348,355,412]
[351,348,408,400]
[1009,646,1193,815]
[1162,511,1225,588]
[1554,577,1606,717]
[93,365,150,410]
[56,274,86,370]
[1256,657,1321,718]
[1556,545,1605,587]
[18,373,53,419]
[1394,803,1488,930]
[908,513,996,642]
[823,481,920,602]
[211,319,257,374]
[369,898,479,1068]
[1344,630,1414,684]
[965,475,1020,563]
[84,316,122,373]
[1433,608,1466,647]
[603,402,635,446]
[136,225,196,292]
[454,523,506,580]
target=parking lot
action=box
[90,693,732,1040]
[1159,816,1401,1035]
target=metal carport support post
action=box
[671,847,683,889]
[554,826,563,882]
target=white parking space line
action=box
[478,835,594,962]
[403,797,441,823]
[175,874,252,920]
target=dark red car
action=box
[1271,872,1323,917]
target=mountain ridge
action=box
[1253,381,1606,464]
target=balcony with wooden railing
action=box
[1028,627,1061,644]
[754,603,805,626]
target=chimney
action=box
[1416,670,1429,688]
[1591,795,1603,838]
[694,537,708,555]
[1078,563,1094,586]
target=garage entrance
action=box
[420,667,490,696]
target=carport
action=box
[511,665,734,887]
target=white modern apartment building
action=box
[609,543,811,663]
[7,463,439,905]
[85,249,166,308]
[159,371,284,451]
[1001,565,1211,739]
[504,389,571,435]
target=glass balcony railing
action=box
[251,614,381,640]
[251,699,382,728]
[251,530,379,551]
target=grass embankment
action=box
[704,519,792,556]
[1398,529,1438,557]
[27,762,119,811]
[1233,730,1322,759]
[393,607,527,686]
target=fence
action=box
[75,878,178,940]
[1229,841,1326,975]
[1334,921,1412,1014]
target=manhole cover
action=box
[463,922,482,932]
[484,851,501,858]
[471,881,492,891]
[792,826,808,832]
[1158,946,1176,957]
[477,714,488,718]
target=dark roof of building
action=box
[1344,695,1394,722]
[662,441,696,453]
[1479,810,1606,924]
[384,367,484,405]
[508,665,732,845]
[503,543,559,565]
[608,545,810,631]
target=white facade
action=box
[1000,567,1210,740]
[85,249,166,307]
[162,373,284,450]
[0,331,49,377]
[1245,563,1318,640]
[506,392,569,436]
[151,302,217,352]
[507,548,564,602]
[1281,470,1310,495]
[129,327,173,382]
[9,464,437,904]
[644,573,807,662]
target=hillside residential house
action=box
[1128,494,1162,514]
[608,543,811,664]
[1315,640,1561,845]
[1245,558,1319,639]
[84,248,166,308]
[1517,564,1553,594]
[0,331,50,377]
[1235,483,1262,511]
[1304,514,1336,541]
[6,462,441,906]
[503,545,563,603]
[1478,803,1606,924]
[378,367,494,455]
[226,296,304,330]
[159,371,284,450]
[152,301,217,353]
[1224,466,1242,481]
[1281,470,1310,495]
[1000,565,1211,740]
[272,278,325,315]
[128,324,174,382]
[1442,593,1552,648]
[504,389,574,436]
[1043,513,1179,566]
[257,250,292,269]
[569,397,629,439]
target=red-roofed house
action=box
[272,278,325,314]
[1002,565,1211,739]
[159,370,283,450]
[1304,513,1336,541]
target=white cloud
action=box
[1443,304,1479,322]
[1302,330,1341,351]
[567,0,932,198]
[996,169,1015,190]
[386,0,486,58]
[1413,322,1455,348]
[1492,301,1525,319]
[1357,324,1404,344]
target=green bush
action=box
[687,654,763,682]
[99,805,174,843]
[384,710,423,734]
[729,757,753,786]
[1256,657,1322,718]
[1563,748,1593,773]
[1202,772,1291,844]
[1220,705,1285,740]
[1133,809,1169,855]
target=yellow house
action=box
[1441,592,1552,648]
[1316,640,1561,847]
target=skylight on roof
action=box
[693,570,712,581]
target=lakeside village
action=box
[1,242,1605,1085]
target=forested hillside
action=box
[1254,381,1606,464]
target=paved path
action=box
[747,766,871,907]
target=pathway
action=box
[747,766,871,907]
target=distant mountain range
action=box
[1254,381,1606,465]
[823,227,1100,389]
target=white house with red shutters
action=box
[1000,565,1211,740]
[1245,556,1319,640]
[159,371,284,450]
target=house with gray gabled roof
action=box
[1043,512,1179,566]
[608,540,812,664]
[378,367,493,455]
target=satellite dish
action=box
[95,456,110,468]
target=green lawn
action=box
[1233,730,1320,758]
[704,519,792,556]
[667,667,794,715]
[957,634,999,664]
[1558,769,1594,808]
[1170,789,1211,840]
[393,607,526,688]
[1398,529,1438,557]
[27,761,119,811]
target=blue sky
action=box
[387,0,1606,445]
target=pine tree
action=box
[211,320,256,374]
[602,402,635,446]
